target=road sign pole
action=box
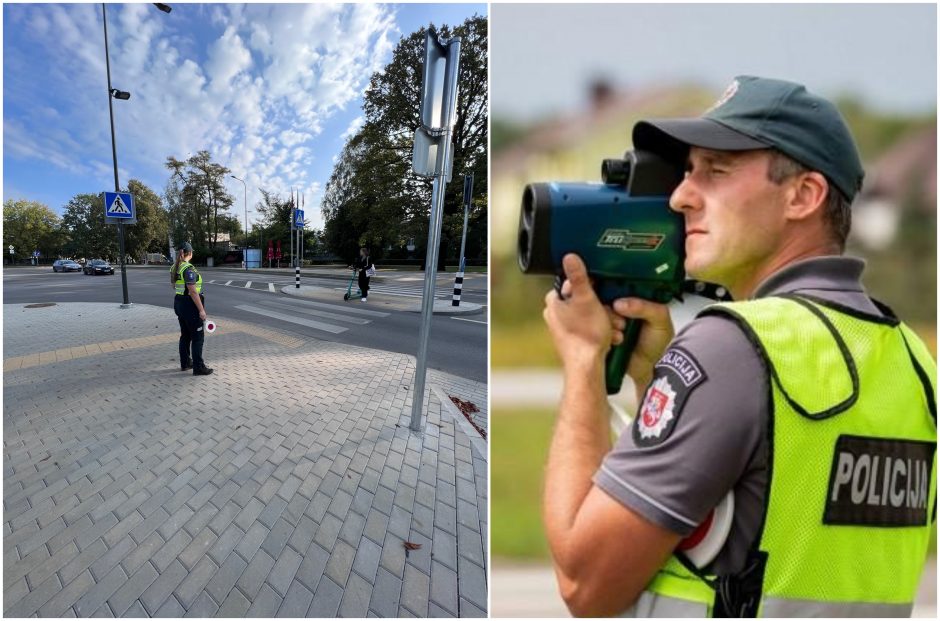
[411,32,461,432]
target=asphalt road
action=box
[2,265,488,382]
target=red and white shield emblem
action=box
[638,376,677,439]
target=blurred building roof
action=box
[861,126,937,212]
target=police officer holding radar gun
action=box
[171,242,214,376]
[539,77,936,617]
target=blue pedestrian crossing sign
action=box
[294,209,304,227]
[104,192,136,224]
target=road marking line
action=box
[225,280,232,286]
[450,317,487,324]
[280,296,389,318]
[269,283,275,293]
[244,281,252,288]
[235,304,348,334]
[259,300,371,325]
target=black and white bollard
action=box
[295,265,300,289]
[451,270,464,306]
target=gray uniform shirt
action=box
[593,256,886,575]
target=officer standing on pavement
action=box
[541,76,936,617]
[171,242,213,376]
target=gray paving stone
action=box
[174,554,219,609]
[286,515,318,556]
[130,507,170,545]
[434,500,458,536]
[260,516,294,559]
[231,478,262,508]
[216,585,251,617]
[457,523,485,567]
[138,487,173,518]
[5,572,61,617]
[305,491,331,522]
[208,522,245,566]
[120,530,165,576]
[183,502,218,539]
[234,520,269,563]
[339,510,367,547]
[184,591,220,617]
[205,549,248,604]
[266,545,303,598]
[233,496,265,531]
[295,541,330,593]
[369,567,402,617]
[276,580,314,617]
[153,594,185,617]
[400,562,430,617]
[363,508,390,546]
[430,559,459,616]
[339,571,373,618]
[412,501,435,540]
[282,491,311,526]
[307,576,343,617]
[324,539,356,587]
[151,528,193,572]
[74,564,127,617]
[178,526,218,570]
[403,530,432,575]
[92,601,115,616]
[5,542,51,589]
[102,511,145,549]
[207,500,240,536]
[140,560,188,616]
[121,599,149,618]
[313,512,343,551]
[236,549,276,600]
[107,562,158,617]
[257,496,288,529]
[246,582,283,617]
[379,532,406,580]
[352,536,383,585]
[17,515,67,557]
[457,555,487,611]
[459,596,487,617]
[90,536,136,582]
[4,576,30,616]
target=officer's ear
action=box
[784,171,828,222]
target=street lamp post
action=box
[102,2,171,307]
[231,175,248,271]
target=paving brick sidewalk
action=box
[3,302,487,617]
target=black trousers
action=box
[174,294,205,368]
[358,271,370,298]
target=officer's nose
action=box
[669,174,703,214]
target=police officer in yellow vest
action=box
[171,242,213,376]
[542,76,936,617]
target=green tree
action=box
[60,194,118,260]
[123,179,169,261]
[323,15,488,266]
[3,199,65,262]
[163,151,233,255]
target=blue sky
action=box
[492,4,936,122]
[3,3,485,232]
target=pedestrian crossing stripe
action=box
[107,194,131,215]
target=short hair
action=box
[766,149,852,251]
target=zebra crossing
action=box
[233,296,389,334]
[206,277,449,299]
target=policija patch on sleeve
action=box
[633,347,707,447]
[825,435,935,527]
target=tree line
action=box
[321,14,488,267]
[5,17,488,268]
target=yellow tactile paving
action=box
[4,322,305,372]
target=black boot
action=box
[193,366,214,376]
[181,358,193,371]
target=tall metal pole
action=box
[458,173,473,272]
[232,175,247,270]
[411,46,460,430]
[103,3,130,307]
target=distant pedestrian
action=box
[354,247,374,302]
[171,242,213,376]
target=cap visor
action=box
[633,119,770,165]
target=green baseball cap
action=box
[633,76,865,201]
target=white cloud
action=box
[341,116,365,141]
[4,2,403,222]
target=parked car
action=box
[52,259,82,272]
[83,259,115,275]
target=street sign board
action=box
[463,173,474,205]
[33,250,40,257]
[412,127,453,182]
[8,245,13,255]
[104,192,137,224]
[294,209,304,227]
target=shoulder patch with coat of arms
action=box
[633,346,708,447]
